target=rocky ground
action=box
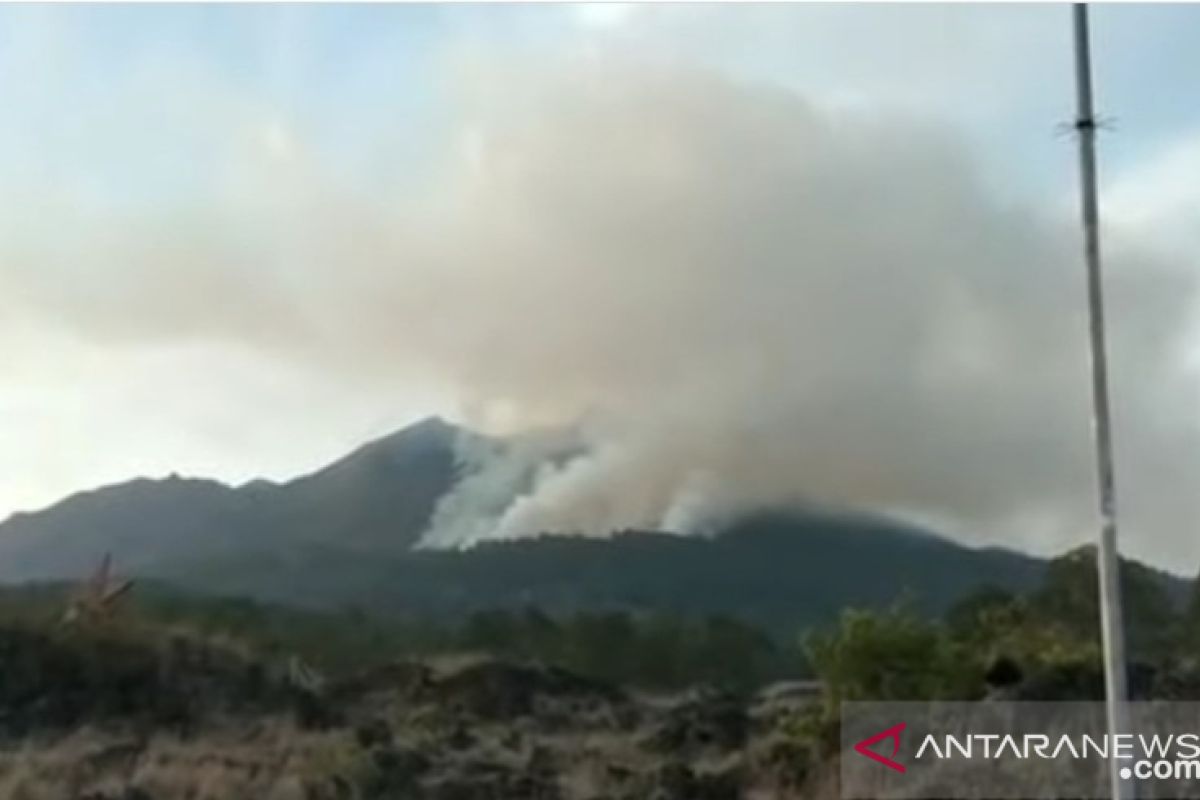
[0,624,827,799]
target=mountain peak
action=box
[399,415,458,440]
[360,415,463,459]
[291,417,462,486]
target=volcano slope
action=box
[0,619,828,800]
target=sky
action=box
[1,3,1199,568]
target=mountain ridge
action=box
[0,416,463,580]
[0,416,1181,635]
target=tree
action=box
[806,603,983,708]
[1031,546,1178,659]
[693,615,778,689]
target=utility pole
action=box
[1071,5,1132,800]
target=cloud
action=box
[572,3,639,31]
[2,44,1198,566]
[412,64,1198,565]
[1107,134,1200,259]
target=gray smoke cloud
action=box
[4,57,1198,564]
[422,426,583,549]
[412,64,1200,562]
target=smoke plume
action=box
[5,57,1199,564]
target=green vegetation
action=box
[155,514,1048,637]
[0,581,806,691]
[7,541,1200,800]
[457,607,804,689]
[807,600,984,706]
[774,546,1200,755]
[804,545,1200,711]
[3,543,1198,703]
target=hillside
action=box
[0,417,463,581]
[0,616,818,800]
[3,546,1200,800]
[1,416,1180,638]
[152,511,1048,635]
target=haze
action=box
[1,4,1198,567]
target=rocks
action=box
[753,734,814,790]
[646,689,749,754]
[645,760,743,800]
[443,718,476,750]
[0,624,306,737]
[525,744,555,776]
[650,762,694,799]
[362,745,430,797]
[79,791,154,800]
[372,744,431,777]
[354,716,393,749]
[290,686,340,730]
[432,661,622,720]
[329,660,434,705]
[0,638,818,800]
[423,759,560,800]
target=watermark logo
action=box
[841,702,1200,799]
[854,722,907,773]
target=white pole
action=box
[1071,5,1132,800]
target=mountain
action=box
[145,509,1048,635]
[254,415,461,553]
[0,417,1177,636]
[0,416,463,581]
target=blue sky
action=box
[1,4,1198,566]
[2,4,1198,210]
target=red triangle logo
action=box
[853,722,907,773]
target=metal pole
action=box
[1072,5,1132,800]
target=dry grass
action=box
[0,718,355,800]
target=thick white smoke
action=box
[410,65,1200,560]
[421,426,583,549]
[4,57,1198,564]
